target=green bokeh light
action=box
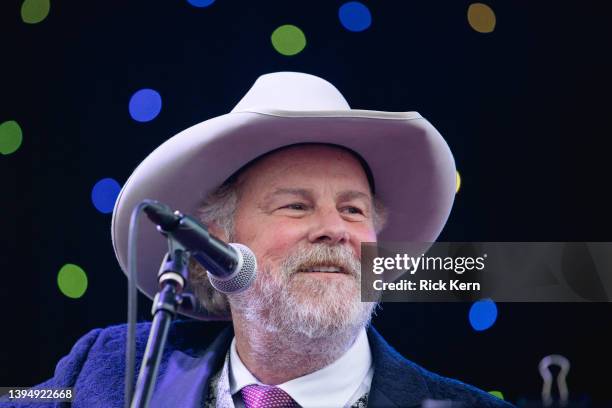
[21,0,50,24]
[57,264,88,299]
[0,120,23,155]
[488,391,504,400]
[271,24,306,56]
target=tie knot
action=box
[240,384,299,408]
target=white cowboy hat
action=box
[111,72,456,320]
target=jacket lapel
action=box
[150,324,234,408]
[367,327,429,408]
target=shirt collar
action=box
[229,328,372,407]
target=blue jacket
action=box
[1,321,513,407]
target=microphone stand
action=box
[130,239,191,408]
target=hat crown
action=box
[231,72,351,113]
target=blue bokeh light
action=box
[129,89,162,122]
[187,0,215,7]
[91,178,121,214]
[469,299,498,331]
[339,2,372,32]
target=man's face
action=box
[228,145,378,338]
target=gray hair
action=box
[188,178,387,317]
[188,181,239,318]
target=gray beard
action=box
[228,243,378,340]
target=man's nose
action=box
[307,208,350,245]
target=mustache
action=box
[279,244,361,278]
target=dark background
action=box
[2,0,611,406]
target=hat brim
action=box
[111,109,456,320]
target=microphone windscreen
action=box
[207,243,257,293]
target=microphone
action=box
[143,200,257,294]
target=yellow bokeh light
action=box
[467,3,496,33]
[456,171,462,194]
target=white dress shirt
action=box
[228,328,374,408]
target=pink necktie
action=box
[240,384,299,408]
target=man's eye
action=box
[283,203,307,211]
[342,206,364,215]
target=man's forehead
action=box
[236,144,375,193]
[264,187,372,202]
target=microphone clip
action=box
[153,237,200,316]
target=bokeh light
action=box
[469,299,498,331]
[57,263,88,299]
[91,178,121,214]
[489,391,505,400]
[456,170,462,193]
[467,3,496,33]
[129,88,162,122]
[21,0,50,24]
[271,25,306,56]
[339,1,372,32]
[186,0,215,7]
[0,120,23,155]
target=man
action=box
[4,73,512,407]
